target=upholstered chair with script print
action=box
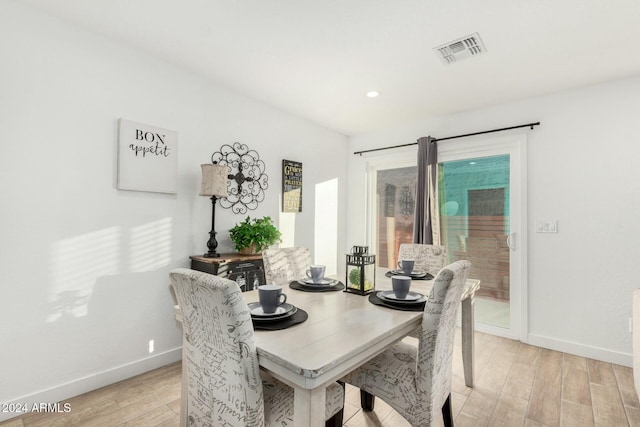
[170,268,344,427]
[341,260,471,427]
[398,243,448,276]
[262,247,312,286]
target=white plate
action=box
[301,277,334,286]
[248,302,295,318]
[252,305,298,322]
[378,291,426,303]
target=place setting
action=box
[369,275,428,312]
[385,258,434,280]
[289,264,346,292]
[249,285,308,330]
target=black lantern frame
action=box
[345,253,376,295]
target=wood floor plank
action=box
[120,405,178,427]
[503,362,538,401]
[453,411,489,427]
[626,405,640,426]
[590,383,628,426]
[526,349,562,426]
[460,386,499,420]
[560,400,594,427]
[563,366,592,406]
[489,392,527,426]
[587,358,617,388]
[613,364,640,409]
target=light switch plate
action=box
[536,220,558,233]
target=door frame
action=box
[438,133,528,341]
[364,147,419,259]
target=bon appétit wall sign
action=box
[117,119,178,194]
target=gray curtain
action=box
[412,136,439,244]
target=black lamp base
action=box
[204,228,220,258]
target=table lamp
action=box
[200,163,229,257]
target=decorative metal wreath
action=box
[211,142,269,214]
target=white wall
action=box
[0,1,347,418]
[348,75,640,366]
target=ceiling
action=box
[21,0,640,135]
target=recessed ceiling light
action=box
[366,91,380,98]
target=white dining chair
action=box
[398,243,448,276]
[341,260,471,427]
[262,247,312,285]
[170,268,344,426]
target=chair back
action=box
[170,268,264,426]
[398,243,448,275]
[416,260,471,411]
[262,247,312,285]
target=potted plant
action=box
[229,216,282,254]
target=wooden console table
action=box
[190,253,265,292]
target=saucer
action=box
[301,277,334,286]
[252,305,298,322]
[248,302,295,318]
[377,291,426,304]
[390,269,428,278]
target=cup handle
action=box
[306,269,311,278]
[278,293,287,306]
[398,261,402,269]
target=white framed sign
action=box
[117,119,178,194]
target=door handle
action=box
[506,233,516,250]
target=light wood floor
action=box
[2,330,639,426]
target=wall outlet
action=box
[536,220,558,233]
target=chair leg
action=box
[360,390,375,412]
[325,409,344,427]
[442,393,453,427]
[325,381,345,427]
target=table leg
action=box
[293,385,325,427]
[461,294,475,387]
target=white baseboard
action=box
[0,347,182,423]
[528,333,632,367]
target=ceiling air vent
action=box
[434,33,486,65]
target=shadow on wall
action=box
[42,270,181,375]
[42,218,182,374]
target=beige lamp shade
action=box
[200,164,229,197]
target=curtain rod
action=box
[353,121,541,156]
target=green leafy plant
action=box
[229,216,282,253]
[348,269,361,286]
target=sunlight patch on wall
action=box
[130,217,172,272]
[278,198,297,248]
[314,178,338,275]
[48,227,121,322]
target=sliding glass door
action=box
[369,135,527,340]
[438,135,526,339]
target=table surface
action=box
[246,271,479,386]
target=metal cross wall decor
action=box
[211,142,269,214]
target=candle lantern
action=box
[345,246,376,295]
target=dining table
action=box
[175,268,480,427]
